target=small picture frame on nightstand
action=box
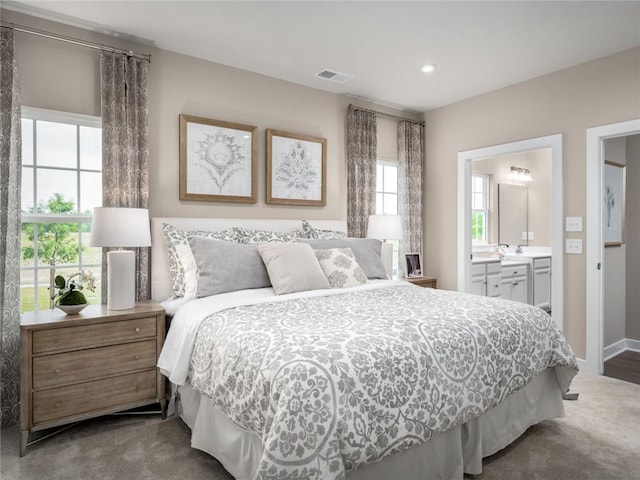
[405,253,422,277]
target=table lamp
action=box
[367,214,402,278]
[89,207,151,310]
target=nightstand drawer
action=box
[32,317,157,354]
[33,340,157,389]
[32,370,157,424]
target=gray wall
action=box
[626,134,640,342]
[424,47,640,358]
[4,9,417,226]
[603,137,627,348]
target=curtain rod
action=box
[1,21,151,63]
[349,104,425,126]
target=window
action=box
[376,161,399,274]
[20,107,103,313]
[376,162,398,215]
[471,174,489,244]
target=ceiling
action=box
[4,1,640,113]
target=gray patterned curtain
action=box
[346,105,377,238]
[0,27,22,427]
[398,120,424,276]
[100,52,150,302]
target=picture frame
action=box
[603,160,626,247]
[179,114,257,203]
[266,129,327,206]
[405,253,422,278]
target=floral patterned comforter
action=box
[187,284,578,480]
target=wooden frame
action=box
[266,129,326,206]
[604,160,626,247]
[405,253,422,278]
[179,114,257,203]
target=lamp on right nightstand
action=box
[367,214,402,278]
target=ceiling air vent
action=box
[315,69,354,84]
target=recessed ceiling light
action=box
[420,64,436,73]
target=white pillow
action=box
[314,248,367,288]
[257,243,330,295]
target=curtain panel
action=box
[100,52,150,303]
[398,120,424,276]
[0,27,22,427]
[346,105,377,238]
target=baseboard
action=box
[603,338,640,361]
[626,338,640,353]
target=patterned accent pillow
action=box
[314,248,367,288]
[234,227,300,244]
[161,223,238,298]
[301,219,347,239]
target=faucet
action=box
[515,244,526,254]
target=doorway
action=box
[457,134,564,331]
[585,119,640,375]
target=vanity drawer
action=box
[471,264,486,276]
[502,265,527,278]
[32,340,157,389]
[32,370,157,425]
[486,261,502,275]
[32,317,157,354]
[533,257,551,269]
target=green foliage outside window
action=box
[21,193,81,267]
[471,211,485,243]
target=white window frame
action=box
[20,107,102,311]
[471,173,489,244]
[376,160,399,215]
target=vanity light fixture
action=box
[507,166,533,182]
[420,64,436,73]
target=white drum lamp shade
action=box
[367,214,402,278]
[90,207,151,310]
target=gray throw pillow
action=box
[257,242,330,295]
[188,236,271,297]
[297,238,387,279]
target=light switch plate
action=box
[566,217,583,232]
[522,232,528,240]
[565,238,583,254]
[528,232,534,240]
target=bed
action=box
[151,217,578,480]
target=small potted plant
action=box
[51,270,96,315]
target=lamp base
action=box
[107,250,135,310]
[380,242,393,279]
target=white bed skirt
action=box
[176,368,565,480]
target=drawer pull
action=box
[135,327,140,333]
[135,355,140,360]
[55,402,61,408]
[55,368,61,374]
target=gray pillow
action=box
[257,242,330,295]
[297,238,387,279]
[188,236,271,297]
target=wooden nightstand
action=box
[20,301,166,456]
[402,276,437,289]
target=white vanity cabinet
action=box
[500,263,528,304]
[470,260,502,298]
[532,257,552,311]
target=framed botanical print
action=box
[266,129,327,206]
[604,160,626,247]
[179,114,257,203]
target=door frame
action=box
[585,118,640,374]
[457,134,564,331]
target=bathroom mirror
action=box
[498,184,528,246]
